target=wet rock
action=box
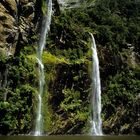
[22,2,34,18]
[0,0,38,56]
[0,2,17,55]
[1,0,17,17]
[20,0,29,5]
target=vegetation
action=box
[46,0,140,134]
[0,0,140,135]
[0,54,37,135]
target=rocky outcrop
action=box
[0,0,18,55]
[14,0,36,55]
[0,0,41,56]
[1,0,17,17]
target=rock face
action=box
[0,0,39,56]
[14,0,36,55]
[0,0,17,55]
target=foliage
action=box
[41,0,47,15]
[42,52,69,64]
[44,0,140,134]
[0,53,37,135]
[0,0,140,135]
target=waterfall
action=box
[34,0,52,136]
[90,33,102,135]
[57,0,93,9]
[57,0,81,9]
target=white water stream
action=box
[57,0,81,9]
[90,33,102,135]
[34,0,52,136]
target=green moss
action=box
[42,52,69,64]
[41,0,47,15]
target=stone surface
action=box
[0,0,37,55]
[6,0,17,14]
[0,2,17,54]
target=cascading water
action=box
[57,0,94,9]
[90,33,102,135]
[57,0,81,9]
[34,0,52,136]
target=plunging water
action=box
[35,0,52,136]
[90,33,102,135]
[57,0,81,9]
